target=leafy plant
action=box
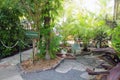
[20,0,63,60]
[0,6,24,58]
[94,20,111,48]
[112,25,120,55]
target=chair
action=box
[71,42,81,55]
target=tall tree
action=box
[113,0,120,21]
[20,0,63,60]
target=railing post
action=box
[19,40,22,63]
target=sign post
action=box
[25,31,38,64]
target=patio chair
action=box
[71,42,81,55]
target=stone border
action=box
[56,53,76,60]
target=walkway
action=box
[0,49,106,80]
[0,49,32,80]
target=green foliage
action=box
[112,25,120,54]
[38,0,63,59]
[0,6,24,58]
[0,0,19,8]
[94,20,111,48]
[20,0,64,59]
[59,2,113,50]
[60,12,96,51]
[49,35,61,59]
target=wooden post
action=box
[32,39,36,64]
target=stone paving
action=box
[2,75,23,80]
[0,49,33,80]
[55,60,87,73]
[0,49,107,80]
[22,69,86,80]
[54,55,105,80]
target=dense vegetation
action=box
[112,24,120,54]
[0,6,24,58]
[20,0,63,60]
[0,0,120,59]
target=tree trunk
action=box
[44,1,51,60]
[32,39,36,63]
[83,42,89,51]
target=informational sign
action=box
[25,31,39,38]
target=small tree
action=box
[71,14,95,51]
[59,12,96,51]
[20,0,63,60]
[94,20,111,48]
[80,28,95,51]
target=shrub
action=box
[0,6,24,58]
[112,25,120,55]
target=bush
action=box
[94,25,110,48]
[112,25,120,54]
[0,6,24,58]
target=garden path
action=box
[0,49,107,80]
[0,49,32,80]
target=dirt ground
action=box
[21,53,75,72]
[21,56,63,72]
